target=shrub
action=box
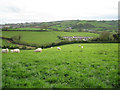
[99,31,114,41]
[21,46,27,50]
[57,36,65,40]
[11,35,22,41]
[2,45,19,49]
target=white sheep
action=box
[34,48,42,52]
[57,47,61,50]
[37,48,42,50]
[10,50,14,53]
[83,39,86,41]
[51,47,53,48]
[81,46,83,48]
[2,48,9,53]
[13,49,20,53]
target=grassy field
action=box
[2,43,119,88]
[8,28,47,30]
[2,31,99,46]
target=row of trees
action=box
[95,31,119,42]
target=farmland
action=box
[2,31,99,46]
[2,43,119,88]
[3,20,117,33]
[8,28,44,30]
[1,20,119,88]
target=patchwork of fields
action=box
[6,20,117,33]
[2,43,119,88]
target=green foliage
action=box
[2,27,8,31]
[48,20,117,32]
[2,39,18,49]
[57,36,65,40]
[113,33,120,41]
[21,46,27,50]
[2,43,119,88]
[11,35,22,41]
[99,31,114,41]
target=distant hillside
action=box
[46,20,117,33]
[3,20,118,33]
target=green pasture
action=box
[8,28,47,30]
[2,43,119,88]
[77,21,112,28]
[2,31,99,46]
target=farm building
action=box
[63,36,93,41]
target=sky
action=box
[0,0,119,24]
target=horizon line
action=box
[0,19,118,25]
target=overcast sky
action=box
[0,0,119,24]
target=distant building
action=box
[0,26,3,29]
[63,36,93,41]
[65,27,72,30]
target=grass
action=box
[8,28,47,30]
[1,39,17,47]
[2,43,119,88]
[2,31,99,46]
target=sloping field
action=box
[2,43,119,88]
[2,31,98,46]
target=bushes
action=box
[2,45,34,50]
[113,33,120,42]
[2,45,19,49]
[11,35,22,41]
[57,36,65,40]
[99,31,114,41]
[2,27,8,31]
[21,46,27,50]
[91,31,119,42]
